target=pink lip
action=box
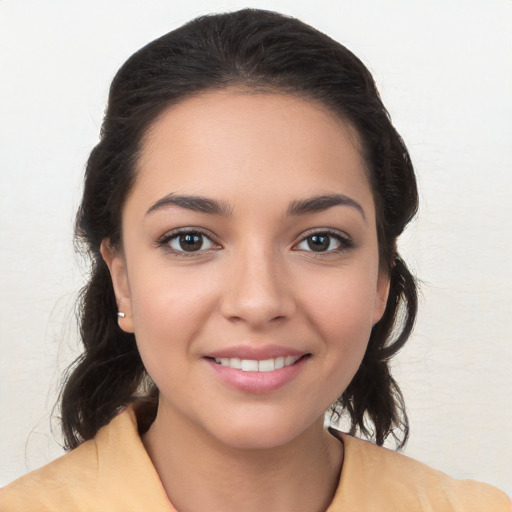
[205,351,309,394]
[205,345,305,360]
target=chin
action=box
[207,412,323,452]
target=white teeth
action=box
[258,359,275,372]
[285,355,298,366]
[213,355,301,372]
[241,359,259,372]
[230,357,242,369]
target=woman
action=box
[1,8,509,512]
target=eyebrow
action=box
[146,194,233,216]
[145,192,365,221]
[287,193,366,221]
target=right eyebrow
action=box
[145,193,233,216]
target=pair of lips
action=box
[213,355,302,372]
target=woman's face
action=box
[103,90,389,449]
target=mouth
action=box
[211,355,303,372]
[205,352,310,393]
[204,345,310,393]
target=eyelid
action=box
[156,227,222,254]
[293,228,354,252]
[156,226,353,255]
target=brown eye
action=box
[178,233,203,251]
[295,231,353,253]
[166,231,216,252]
[308,234,330,252]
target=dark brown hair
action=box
[61,8,418,450]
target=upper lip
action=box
[205,345,307,360]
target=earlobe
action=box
[100,240,135,333]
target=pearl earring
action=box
[117,312,126,318]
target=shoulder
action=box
[329,430,511,512]
[0,406,173,512]
[0,436,101,511]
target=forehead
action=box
[130,89,373,215]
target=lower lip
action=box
[205,356,308,394]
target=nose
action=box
[219,245,296,329]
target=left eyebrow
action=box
[145,193,233,216]
[287,193,366,222]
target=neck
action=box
[142,402,343,512]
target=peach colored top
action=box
[1,406,510,512]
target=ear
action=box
[100,240,134,333]
[372,269,390,325]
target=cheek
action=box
[127,262,220,367]
[302,264,379,334]
[298,265,379,375]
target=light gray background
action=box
[1,0,511,495]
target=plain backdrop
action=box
[1,0,511,496]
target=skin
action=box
[102,90,389,512]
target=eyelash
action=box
[293,229,354,254]
[156,228,354,256]
[156,228,220,256]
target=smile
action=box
[213,356,301,372]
